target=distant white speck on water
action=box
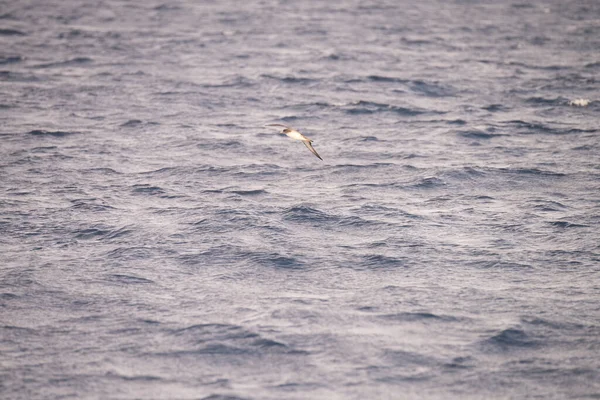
[569,98,590,107]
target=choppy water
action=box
[2,0,600,399]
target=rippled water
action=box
[1,0,600,399]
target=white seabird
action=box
[265,124,323,161]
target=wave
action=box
[120,119,160,128]
[28,129,79,137]
[0,55,22,65]
[0,28,25,36]
[367,75,408,83]
[379,312,460,322]
[201,395,251,400]
[525,96,568,106]
[283,205,384,228]
[456,129,505,139]
[479,327,540,352]
[343,100,431,116]
[31,57,93,69]
[74,225,132,240]
[107,274,155,285]
[248,251,304,269]
[504,120,598,135]
[228,189,267,196]
[167,323,302,356]
[131,184,166,196]
[482,104,509,112]
[359,254,407,268]
[261,74,317,85]
[363,76,456,97]
[548,220,589,229]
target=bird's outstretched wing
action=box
[303,140,323,161]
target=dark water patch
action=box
[119,119,158,128]
[282,205,380,228]
[107,274,154,285]
[496,167,566,177]
[197,140,243,150]
[367,75,408,83]
[382,350,439,370]
[457,129,504,139]
[28,130,79,137]
[229,189,267,196]
[171,323,297,355]
[528,199,567,212]
[30,145,58,153]
[138,167,181,176]
[0,56,22,65]
[520,316,588,332]
[283,205,331,223]
[404,176,446,190]
[261,74,316,84]
[329,162,397,171]
[0,70,41,82]
[482,104,508,112]
[120,119,143,127]
[511,3,535,9]
[174,323,254,339]
[477,261,533,270]
[104,372,163,382]
[441,166,487,181]
[105,246,155,260]
[344,101,428,116]
[131,184,165,196]
[202,76,255,88]
[548,220,588,228]
[585,61,600,69]
[358,135,380,142]
[401,37,434,46]
[479,328,540,352]
[82,167,121,175]
[338,215,383,228]
[70,198,116,212]
[507,61,566,71]
[572,144,596,151]
[31,57,93,69]
[248,251,304,269]
[446,119,467,125]
[75,225,132,240]
[202,395,252,400]
[178,245,240,266]
[379,312,458,322]
[409,80,455,97]
[360,254,406,268]
[0,28,25,36]
[0,292,19,300]
[505,120,597,135]
[0,325,37,339]
[525,96,567,106]
[443,356,475,370]
[358,204,423,219]
[154,4,182,11]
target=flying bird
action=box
[265,124,323,161]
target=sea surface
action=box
[1,0,599,399]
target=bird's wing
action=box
[303,140,323,161]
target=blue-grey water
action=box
[1,0,600,399]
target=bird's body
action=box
[265,124,323,160]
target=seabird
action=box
[265,124,323,161]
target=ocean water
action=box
[1,0,600,399]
